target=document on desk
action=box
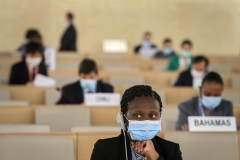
[33,74,56,87]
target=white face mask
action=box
[191,69,205,77]
[26,57,42,67]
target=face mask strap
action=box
[122,115,129,160]
[124,114,129,121]
[123,115,129,131]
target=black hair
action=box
[120,85,163,114]
[79,58,98,74]
[29,33,42,41]
[193,55,209,67]
[163,38,172,44]
[181,39,192,47]
[25,42,44,54]
[202,71,224,87]
[25,29,39,39]
[67,12,74,20]
[144,31,151,36]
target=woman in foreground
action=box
[91,85,182,160]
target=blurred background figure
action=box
[17,29,40,55]
[57,58,113,104]
[175,72,234,131]
[59,12,77,52]
[154,38,176,59]
[134,31,158,56]
[166,40,193,71]
[29,33,56,71]
[18,31,56,71]
[175,55,209,87]
[9,42,48,85]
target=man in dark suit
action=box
[59,12,77,51]
[174,55,209,87]
[154,38,176,58]
[57,58,114,104]
[9,42,48,85]
[134,31,158,54]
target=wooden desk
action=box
[0,69,240,88]
[0,85,239,104]
[1,56,240,72]
[0,131,238,160]
[0,105,240,126]
[0,85,46,104]
[0,85,204,105]
[0,132,78,160]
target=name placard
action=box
[84,93,121,106]
[188,116,237,132]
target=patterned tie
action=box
[32,67,36,81]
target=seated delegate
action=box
[19,32,56,71]
[166,40,193,72]
[154,38,176,58]
[176,72,234,131]
[174,55,209,87]
[91,85,182,160]
[9,42,48,85]
[17,29,39,53]
[57,58,114,104]
[134,31,158,55]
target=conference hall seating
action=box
[0,53,240,160]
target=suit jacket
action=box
[166,55,193,71]
[174,69,193,86]
[154,51,176,59]
[56,80,114,104]
[9,61,48,85]
[134,44,157,53]
[59,24,77,51]
[176,97,234,130]
[90,134,182,160]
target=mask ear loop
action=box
[123,130,128,160]
[123,114,128,160]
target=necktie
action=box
[32,67,36,81]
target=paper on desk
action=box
[44,46,56,71]
[33,74,56,87]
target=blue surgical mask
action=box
[80,79,97,93]
[141,40,152,48]
[125,115,161,141]
[180,50,191,57]
[162,47,172,55]
[201,96,222,110]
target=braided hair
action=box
[120,85,163,114]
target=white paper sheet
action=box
[44,46,56,71]
[33,74,56,87]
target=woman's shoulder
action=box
[153,136,182,158]
[221,99,233,105]
[91,135,122,159]
[220,99,233,108]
